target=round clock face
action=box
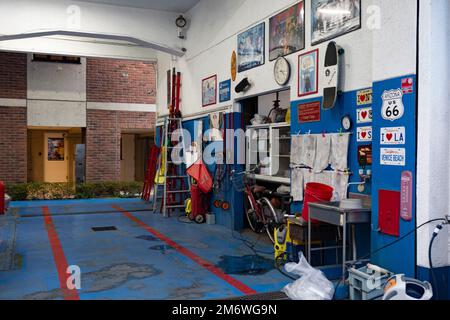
[342,115,352,131]
[274,57,290,86]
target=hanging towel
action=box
[313,134,331,173]
[299,134,316,168]
[310,171,333,188]
[291,135,303,166]
[331,171,350,201]
[330,134,350,171]
[291,168,304,202]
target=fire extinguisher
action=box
[0,181,5,215]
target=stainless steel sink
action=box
[308,201,371,226]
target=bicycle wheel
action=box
[259,197,282,244]
[245,193,264,234]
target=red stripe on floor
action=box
[42,207,80,301]
[114,205,257,296]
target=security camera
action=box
[176,15,187,39]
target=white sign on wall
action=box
[357,107,373,124]
[380,127,405,145]
[381,89,405,121]
[380,148,406,166]
[357,126,372,142]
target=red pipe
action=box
[0,181,5,215]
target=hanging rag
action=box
[291,135,303,166]
[313,134,331,173]
[299,134,316,168]
[330,134,350,171]
[291,168,304,202]
[331,171,350,201]
[310,171,333,188]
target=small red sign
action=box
[298,101,321,123]
[401,77,414,94]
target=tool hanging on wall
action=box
[141,144,161,202]
[213,112,228,210]
[152,69,191,217]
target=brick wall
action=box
[0,107,27,184]
[0,52,27,99]
[86,110,156,182]
[86,58,156,104]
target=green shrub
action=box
[5,184,28,201]
[75,182,143,199]
[5,181,144,201]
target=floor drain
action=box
[91,226,118,232]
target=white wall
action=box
[157,0,418,118]
[0,0,183,60]
[417,0,450,268]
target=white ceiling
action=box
[77,0,201,13]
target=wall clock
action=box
[274,56,291,86]
[341,114,352,131]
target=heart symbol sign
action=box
[360,95,366,102]
[386,133,393,141]
[361,111,368,119]
[361,132,367,139]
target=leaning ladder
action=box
[152,117,191,217]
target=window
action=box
[32,54,81,64]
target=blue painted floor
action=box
[0,199,292,300]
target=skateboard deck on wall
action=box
[323,41,343,110]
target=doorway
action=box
[44,133,68,183]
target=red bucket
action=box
[302,183,334,223]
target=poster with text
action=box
[237,23,265,72]
[269,1,305,61]
[311,0,361,45]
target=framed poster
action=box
[269,1,305,61]
[47,138,65,161]
[311,0,361,45]
[237,22,265,72]
[202,75,217,107]
[219,80,231,103]
[298,49,319,97]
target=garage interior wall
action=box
[156,0,420,278]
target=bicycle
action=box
[231,167,288,244]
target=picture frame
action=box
[269,1,305,61]
[202,75,217,107]
[311,0,361,45]
[298,49,319,97]
[237,22,265,72]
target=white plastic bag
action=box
[282,252,335,300]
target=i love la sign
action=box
[380,127,405,145]
[357,107,372,124]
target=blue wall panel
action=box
[371,75,417,277]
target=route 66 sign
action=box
[381,89,405,121]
